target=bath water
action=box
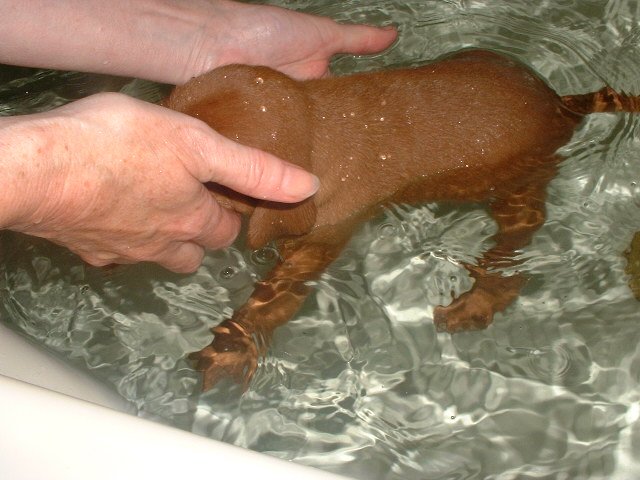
[2,1,640,478]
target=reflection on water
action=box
[2,0,640,478]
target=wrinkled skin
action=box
[0,94,318,272]
[0,0,398,84]
[0,0,397,273]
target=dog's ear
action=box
[246,198,317,250]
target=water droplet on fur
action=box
[259,105,267,112]
[255,77,264,84]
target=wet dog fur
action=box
[164,49,639,390]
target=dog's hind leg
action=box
[433,157,559,333]
[190,226,352,391]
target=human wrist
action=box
[0,115,61,232]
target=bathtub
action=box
[0,322,347,480]
[2,1,640,477]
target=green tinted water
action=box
[2,1,640,478]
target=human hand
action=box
[0,93,318,273]
[0,0,397,85]
[196,0,398,81]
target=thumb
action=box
[186,123,320,203]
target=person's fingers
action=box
[185,125,320,203]
[191,194,242,250]
[333,23,398,56]
[80,253,116,268]
[154,241,206,274]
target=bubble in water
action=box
[218,266,237,280]
[378,223,397,238]
[250,247,280,266]
[525,342,591,386]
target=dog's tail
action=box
[561,86,640,115]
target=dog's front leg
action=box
[191,228,349,391]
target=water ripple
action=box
[2,1,640,479]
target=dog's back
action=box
[305,50,579,221]
[166,50,579,244]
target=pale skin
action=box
[0,0,397,272]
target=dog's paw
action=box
[189,320,258,391]
[433,290,495,333]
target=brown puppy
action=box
[164,49,639,390]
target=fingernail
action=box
[309,174,321,194]
[283,167,320,201]
[297,172,320,198]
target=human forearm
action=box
[0,0,231,84]
[0,0,396,274]
[0,116,55,231]
[0,0,396,84]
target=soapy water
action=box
[2,0,640,478]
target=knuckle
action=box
[245,152,267,185]
[243,150,279,195]
[161,243,204,274]
[82,254,113,268]
[176,211,210,240]
[180,255,203,274]
[202,204,240,249]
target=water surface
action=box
[2,1,640,478]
